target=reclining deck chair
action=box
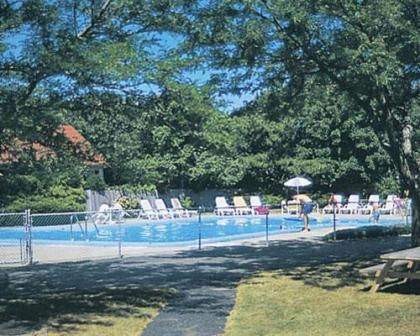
[92,203,111,225]
[287,200,300,215]
[170,198,191,217]
[250,195,269,215]
[322,195,343,214]
[214,196,235,216]
[233,196,254,215]
[340,194,360,214]
[139,199,159,220]
[155,198,175,219]
[379,195,397,215]
[360,194,380,214]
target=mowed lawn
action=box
[225,263,420,336]
[0,286,176,336]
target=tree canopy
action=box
[0,0,419,244]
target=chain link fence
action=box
[3,205,408,265]
[0,211,30,265]
[17,209,278,263]
[0,207,207,265]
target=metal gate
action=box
[0,210,31,265]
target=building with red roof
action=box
[0,125,106,178]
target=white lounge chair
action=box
[214,196,235,216]
[340,194,360,214]
[92,203,111,224]
[140,199,159,219]
[323,195,343,214]
[280,200,288,214]
[249,195,270,215]
[155,199,175,219]
[286,200,300,214]
[233,196,254,215]
[250,196,262,209]
[360,194,380,214]
[379,195,397,215]
[110,202,128,221]
[170,198,191,217]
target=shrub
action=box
[316,194,332,208]
[84,175,107,191]
[117,196,140,209]
[109,183,157,194]
[4,187,86,213]
[181,196,195,209]
[263,194,283,208]
[323,224,411,241]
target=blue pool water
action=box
[0,216,406,245]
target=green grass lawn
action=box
[0,286,176,336]
[225,263,420,336]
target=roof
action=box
[0,125,106,165]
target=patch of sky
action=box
[1,24,33,59]
[1,13,258,113]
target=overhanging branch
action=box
[77,0,113,39]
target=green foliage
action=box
[4,186,85,213]
[109,183,157,194]
[324,225,411,241]
[316,194,334,209]
[262,195,283,208]
[181,196,195,209]
[1,0,418,246]
[375,176,401,197]
[116,196,140,210]
[84,175,107,191]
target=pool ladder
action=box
[71,215,102,239]
[70,215,88,240]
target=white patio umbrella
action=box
[284,176,312,194]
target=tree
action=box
[0,0,190,198]
[177,0,420,245]
[0,0,186,156]
[236,78,394,196]
[71,84,220,190]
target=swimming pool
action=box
[0,215,406,246]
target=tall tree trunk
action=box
[399,119,420,247]
[410,189,420,246]
[375,110,419,247]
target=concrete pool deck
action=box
[0,223,414,335]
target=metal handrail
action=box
[70,215,85,238]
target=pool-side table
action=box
[371,246,420,292]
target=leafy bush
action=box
[262,194,283,208]
[316,194,333,208]
[323,224,410,241]
[84,175,107,191]
[181,196,195,209]
[117,196,140,209]
[375,175,400,197]
[4,187,86,213]
[108,183,157,194]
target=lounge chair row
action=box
[322,194,407,215]
[214,196,268,216]
[139,198,193,220]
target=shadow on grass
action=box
[0,285,175,334]
[0,235,416,335]
[380,279,420,295]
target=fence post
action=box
[25,209,33,265]
[198,206,202,250]
[117,215,123,259]
[332,203,337,241]
[265,212,269,246]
